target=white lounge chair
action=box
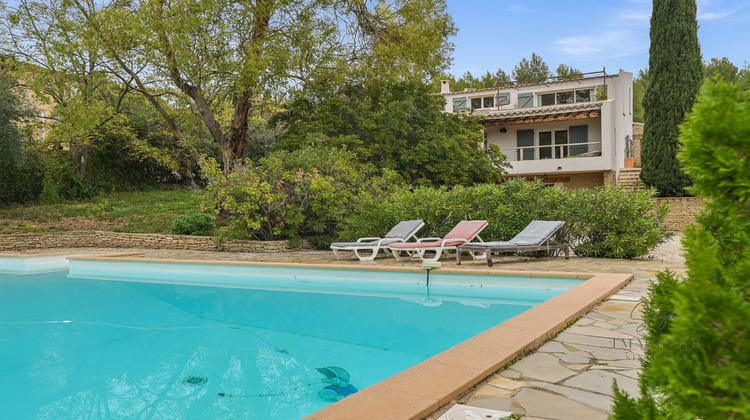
[457,220,569,267]
[330,220,425,261]
[388,220,488,262]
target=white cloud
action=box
[698,2,750,20]
[555,30,646,59]
[506,4,531,13]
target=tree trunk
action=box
[71,142,91,181]
[223,95,252,173]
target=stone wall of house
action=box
[657,197,706,231]
[633,122,644,167]
[0,231,306,253]
[567,172,605,189]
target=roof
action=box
[475,101,604,119]
[439,73,618,96]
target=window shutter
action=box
[517,129,535,161]
[518,93,533,108]
[569,125,588,155]
[498,92,510,106]
[453,97,468,111]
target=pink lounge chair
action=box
[388,220,488,262]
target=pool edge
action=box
[62,255,630,419]
[303,271,632,420]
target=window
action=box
[540,93,555,106]
[470,95,495,110]
[538,89,594,106]
[517,129,534,161]
[569,125,588,155]
[556,91,574,104]
[539,130,568,158]
[539,132,552,159]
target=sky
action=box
[444,0,750,78]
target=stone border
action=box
[0,231,304,253]
[61,255,631,420]
[306,272,631,420]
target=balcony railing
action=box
[499,141,603,162]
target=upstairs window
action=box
[470,95,495,110]
[539,89,594,106]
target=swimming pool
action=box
[0,256,589,419]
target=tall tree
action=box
[274,80,510,186]
[512,53,551,83]
[640,0,702,196]
[704,57,739,82]
[555,64,582,79]
[2,0,131,181]
[65,0,456,174]
[633,68,649,123]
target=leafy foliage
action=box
[0,72,41,204]
[704,57,740,83]
[555,64,582,79]
[15,0,457,173]
[512,53,552,83]
[612,79,750,418]
[633,68,648,123]
[339,179,671,259]
[171,211,214,236]
[200,146,397,247]
[274,80,509,186]
[640,0,702,196]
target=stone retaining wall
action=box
[657,197,707,231]
[0,231,304,253]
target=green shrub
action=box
[200,146,396,249]
[566,186,671,259]
[340,179,671,259]
[611,79,750,417]
[171,211,214,236]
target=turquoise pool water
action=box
[0,259,582,419]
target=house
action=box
[440,70,636,189]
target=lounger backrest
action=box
[444,220,489,240]
[511,220,565,245]
[384,220,425,239]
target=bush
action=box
[611,79,750,417]
[171,211,214,236]
[340,179,671,259]
[200,146,398,248]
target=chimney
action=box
[440,80,450,94]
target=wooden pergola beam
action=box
[481,110,601,128]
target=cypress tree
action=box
[640,0,702,196]
[612,79,750,418]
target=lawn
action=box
[0,190,203,234]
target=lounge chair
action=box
[388,220,489,262]
[330,220,425,261]
[456,220,569,267]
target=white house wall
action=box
[486,119,606,175]
[441,70,634,180]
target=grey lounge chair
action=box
[330,220,425,261]
[456,220,569,267]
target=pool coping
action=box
[44,255,631,419]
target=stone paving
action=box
[426,246,687,419]
[4,238,687,420]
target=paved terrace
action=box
[5,237,686,420]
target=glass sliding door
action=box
[554,130,569,158]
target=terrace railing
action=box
[500,141,603,162]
